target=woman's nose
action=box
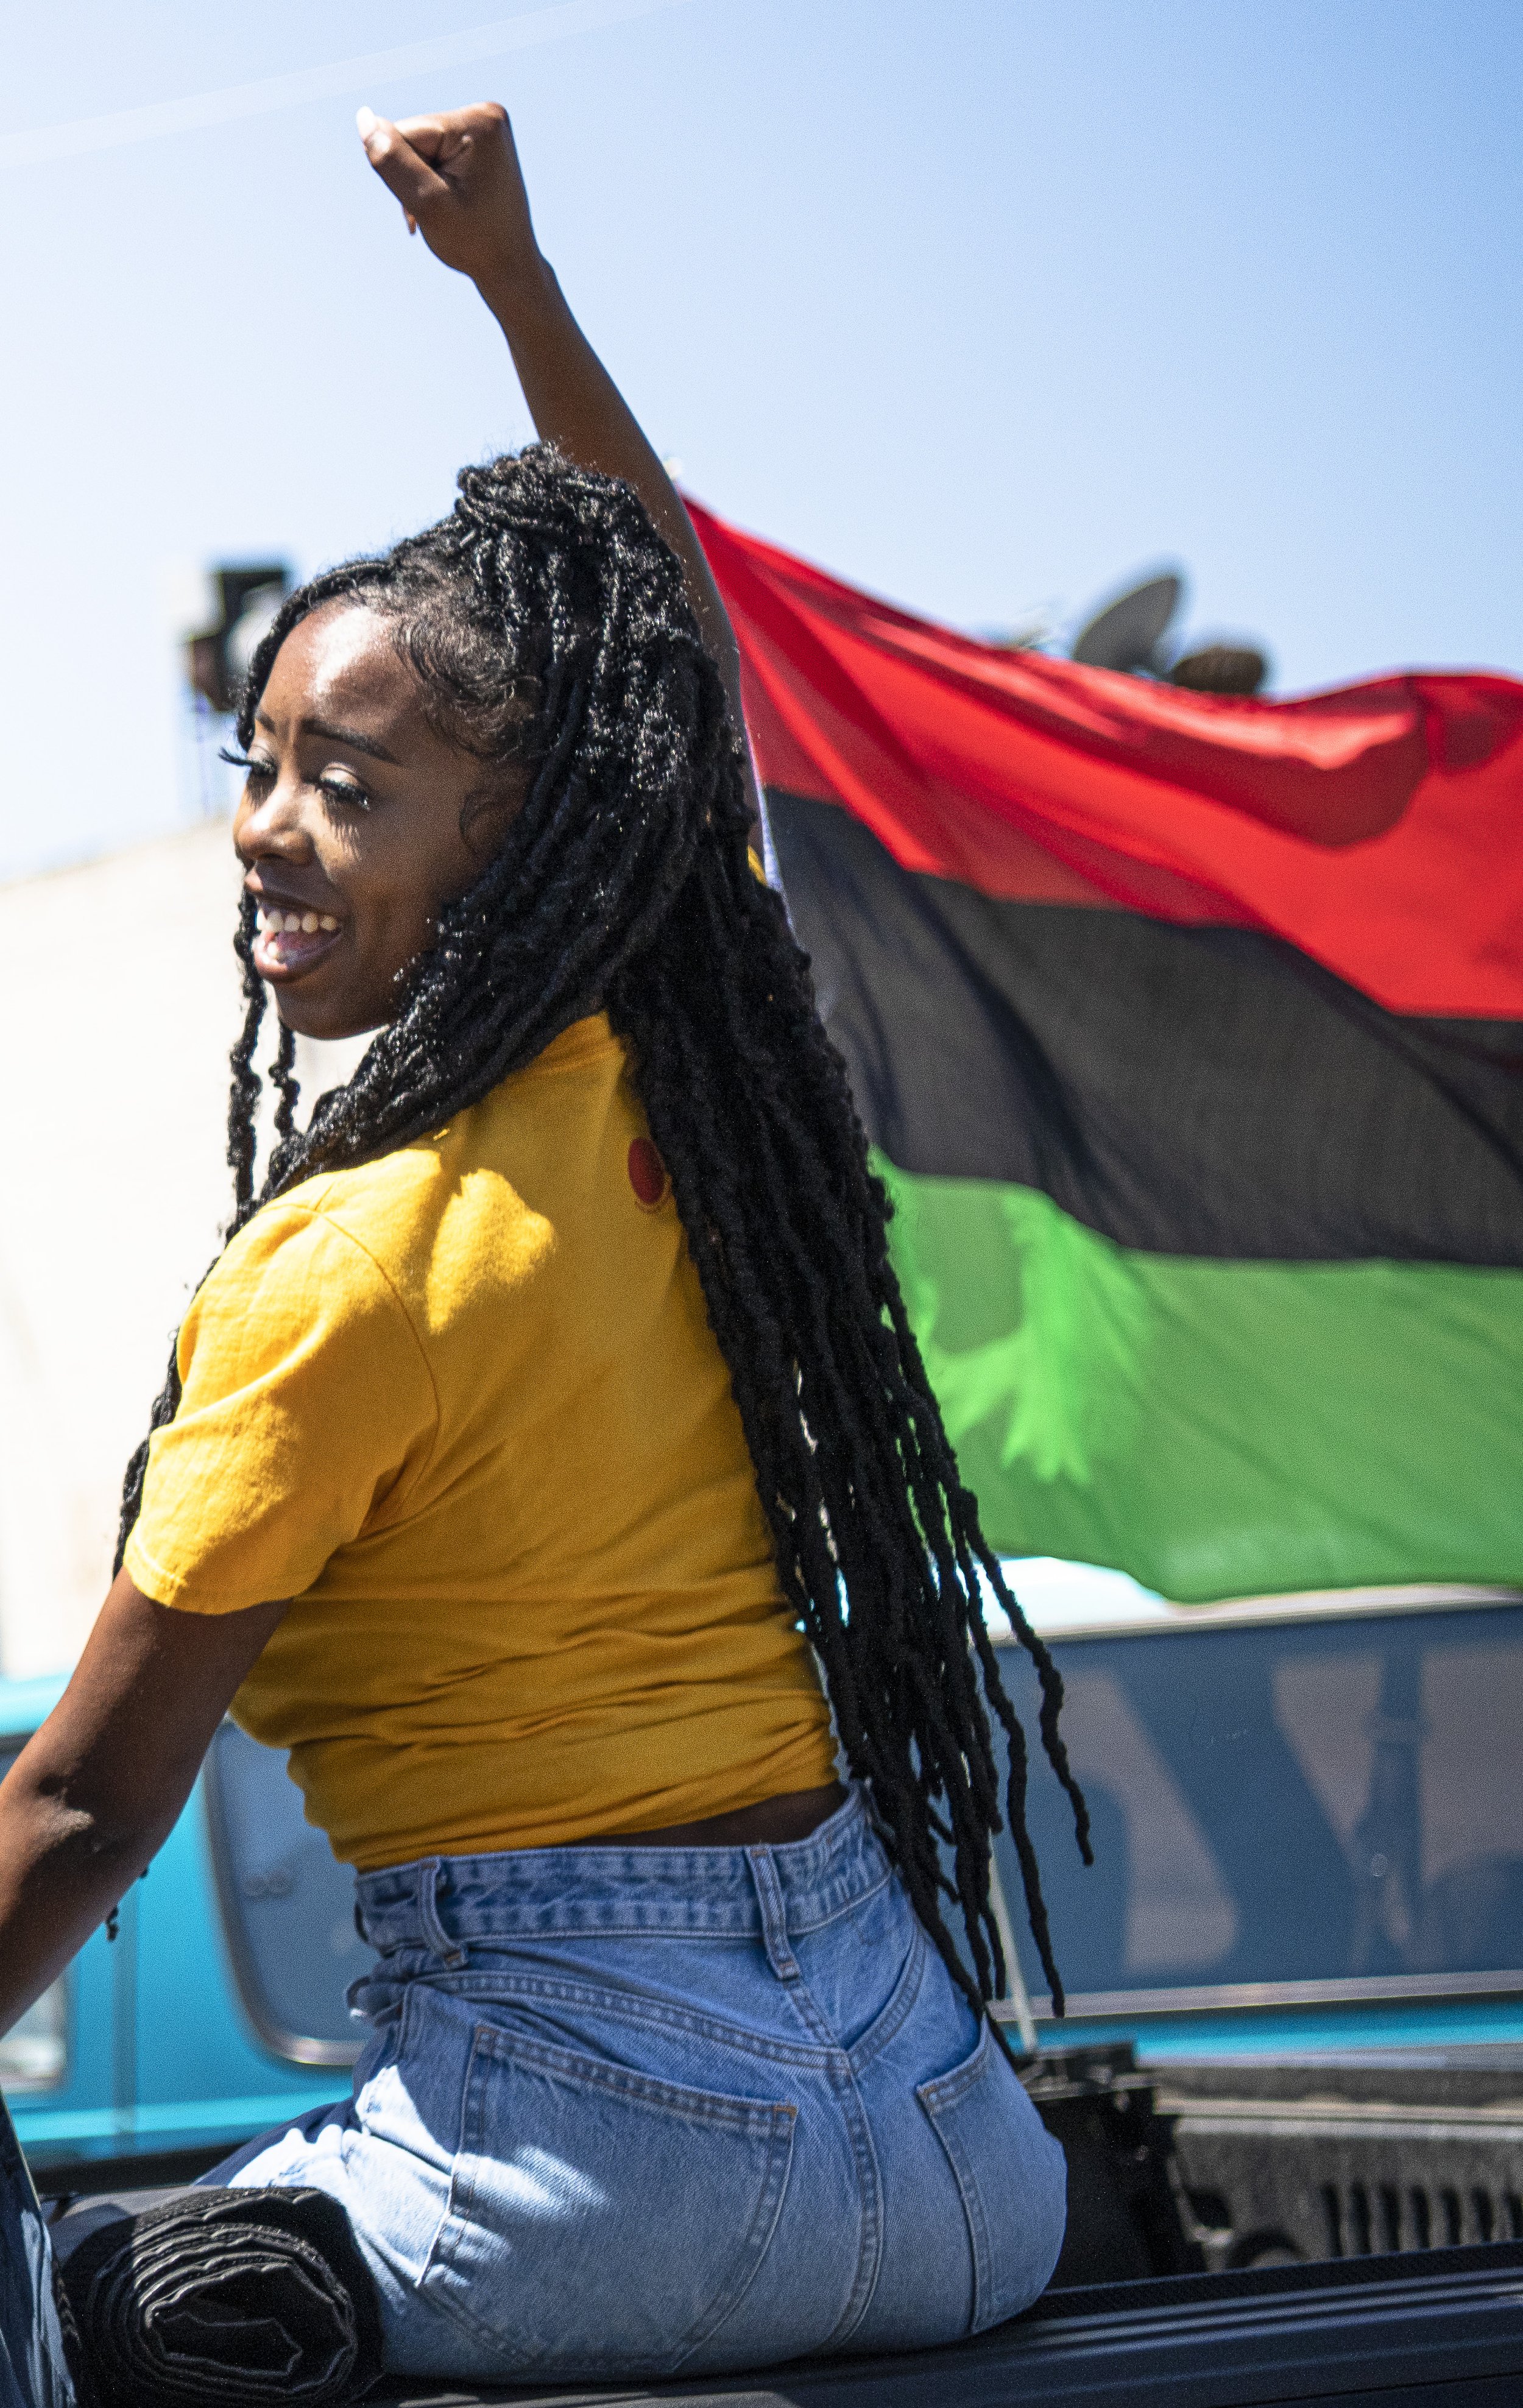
[235,771,314,861]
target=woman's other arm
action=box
[0,1575,286,2033]
[356,102,751,762]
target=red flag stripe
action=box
[691,500,1523,1018]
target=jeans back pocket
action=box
[424,2022,796,2377]
[916,2023,1066,2332]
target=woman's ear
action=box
[459,765,529,863]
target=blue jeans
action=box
[208,1788,1065,2382]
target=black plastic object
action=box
[35,2146,246,2203]
[53,2186,382,2408]
[1019,2043,1202,2286]
[186,567,291,715]
[1167,644,1268,696]
[373,2240,1523,2406]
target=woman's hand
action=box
[356,103,543,298]
[356,96,758,825]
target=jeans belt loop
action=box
[746,1846,801,1982]
[419,1858,469,1969]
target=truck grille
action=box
[1321,2177,1523,2257]
[1163,2095,1523,2271]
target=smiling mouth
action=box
[253,904,344,981]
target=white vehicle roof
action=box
[993,1557,1523,1643]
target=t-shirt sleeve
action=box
[125,1203,439,1616]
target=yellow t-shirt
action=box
[126,1014,836,1868]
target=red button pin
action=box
[627,1137,670,1209]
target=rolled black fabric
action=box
[54,2187,382,2408]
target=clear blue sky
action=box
[5,0,1521,880]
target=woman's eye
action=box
[318,771,370,812]
[217,748,368,809]
[219,747,276,788]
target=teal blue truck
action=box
[9,1573,1522,2284]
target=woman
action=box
[0,102,1087,2384]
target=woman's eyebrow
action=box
[299,716,401,764]
[252,707,401,765]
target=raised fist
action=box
[356,102,540,291]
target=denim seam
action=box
[366,1908,768,1943]
[746,1848,801,1982]
[361,1877,892,1944]
[375,1969,839,2072]
[414,1980,477,2301]
[918,2022,994,2113]
[939,2122,994,2331]
[847,1919,928,2079]
[471,2021,800,2132]
[916,2032,997,2329]
[768,1972,885,2350]
[670,2113,797,2373]
[392,1972,421,2073]
[782,1863,894,1937]
[417,1861,468,1969]
[822,2050,885,2347]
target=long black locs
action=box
[115,445,1091,2021]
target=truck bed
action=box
[375,2242,1523,2408]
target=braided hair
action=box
[118,445,1091,2019]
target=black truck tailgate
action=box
[376,2240,1523,2408]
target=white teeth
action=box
[256,903,339,942]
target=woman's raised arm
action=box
[357,102,751,757]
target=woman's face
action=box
[232,601,523,1040]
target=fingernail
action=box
[356,105,378,140]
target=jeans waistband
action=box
[355,1785,888,1956]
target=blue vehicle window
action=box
[203,1722,375,2063]
[0,1745,67,2092]
[996,1605,1523,2009]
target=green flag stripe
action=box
[879,1156,1523,1603]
